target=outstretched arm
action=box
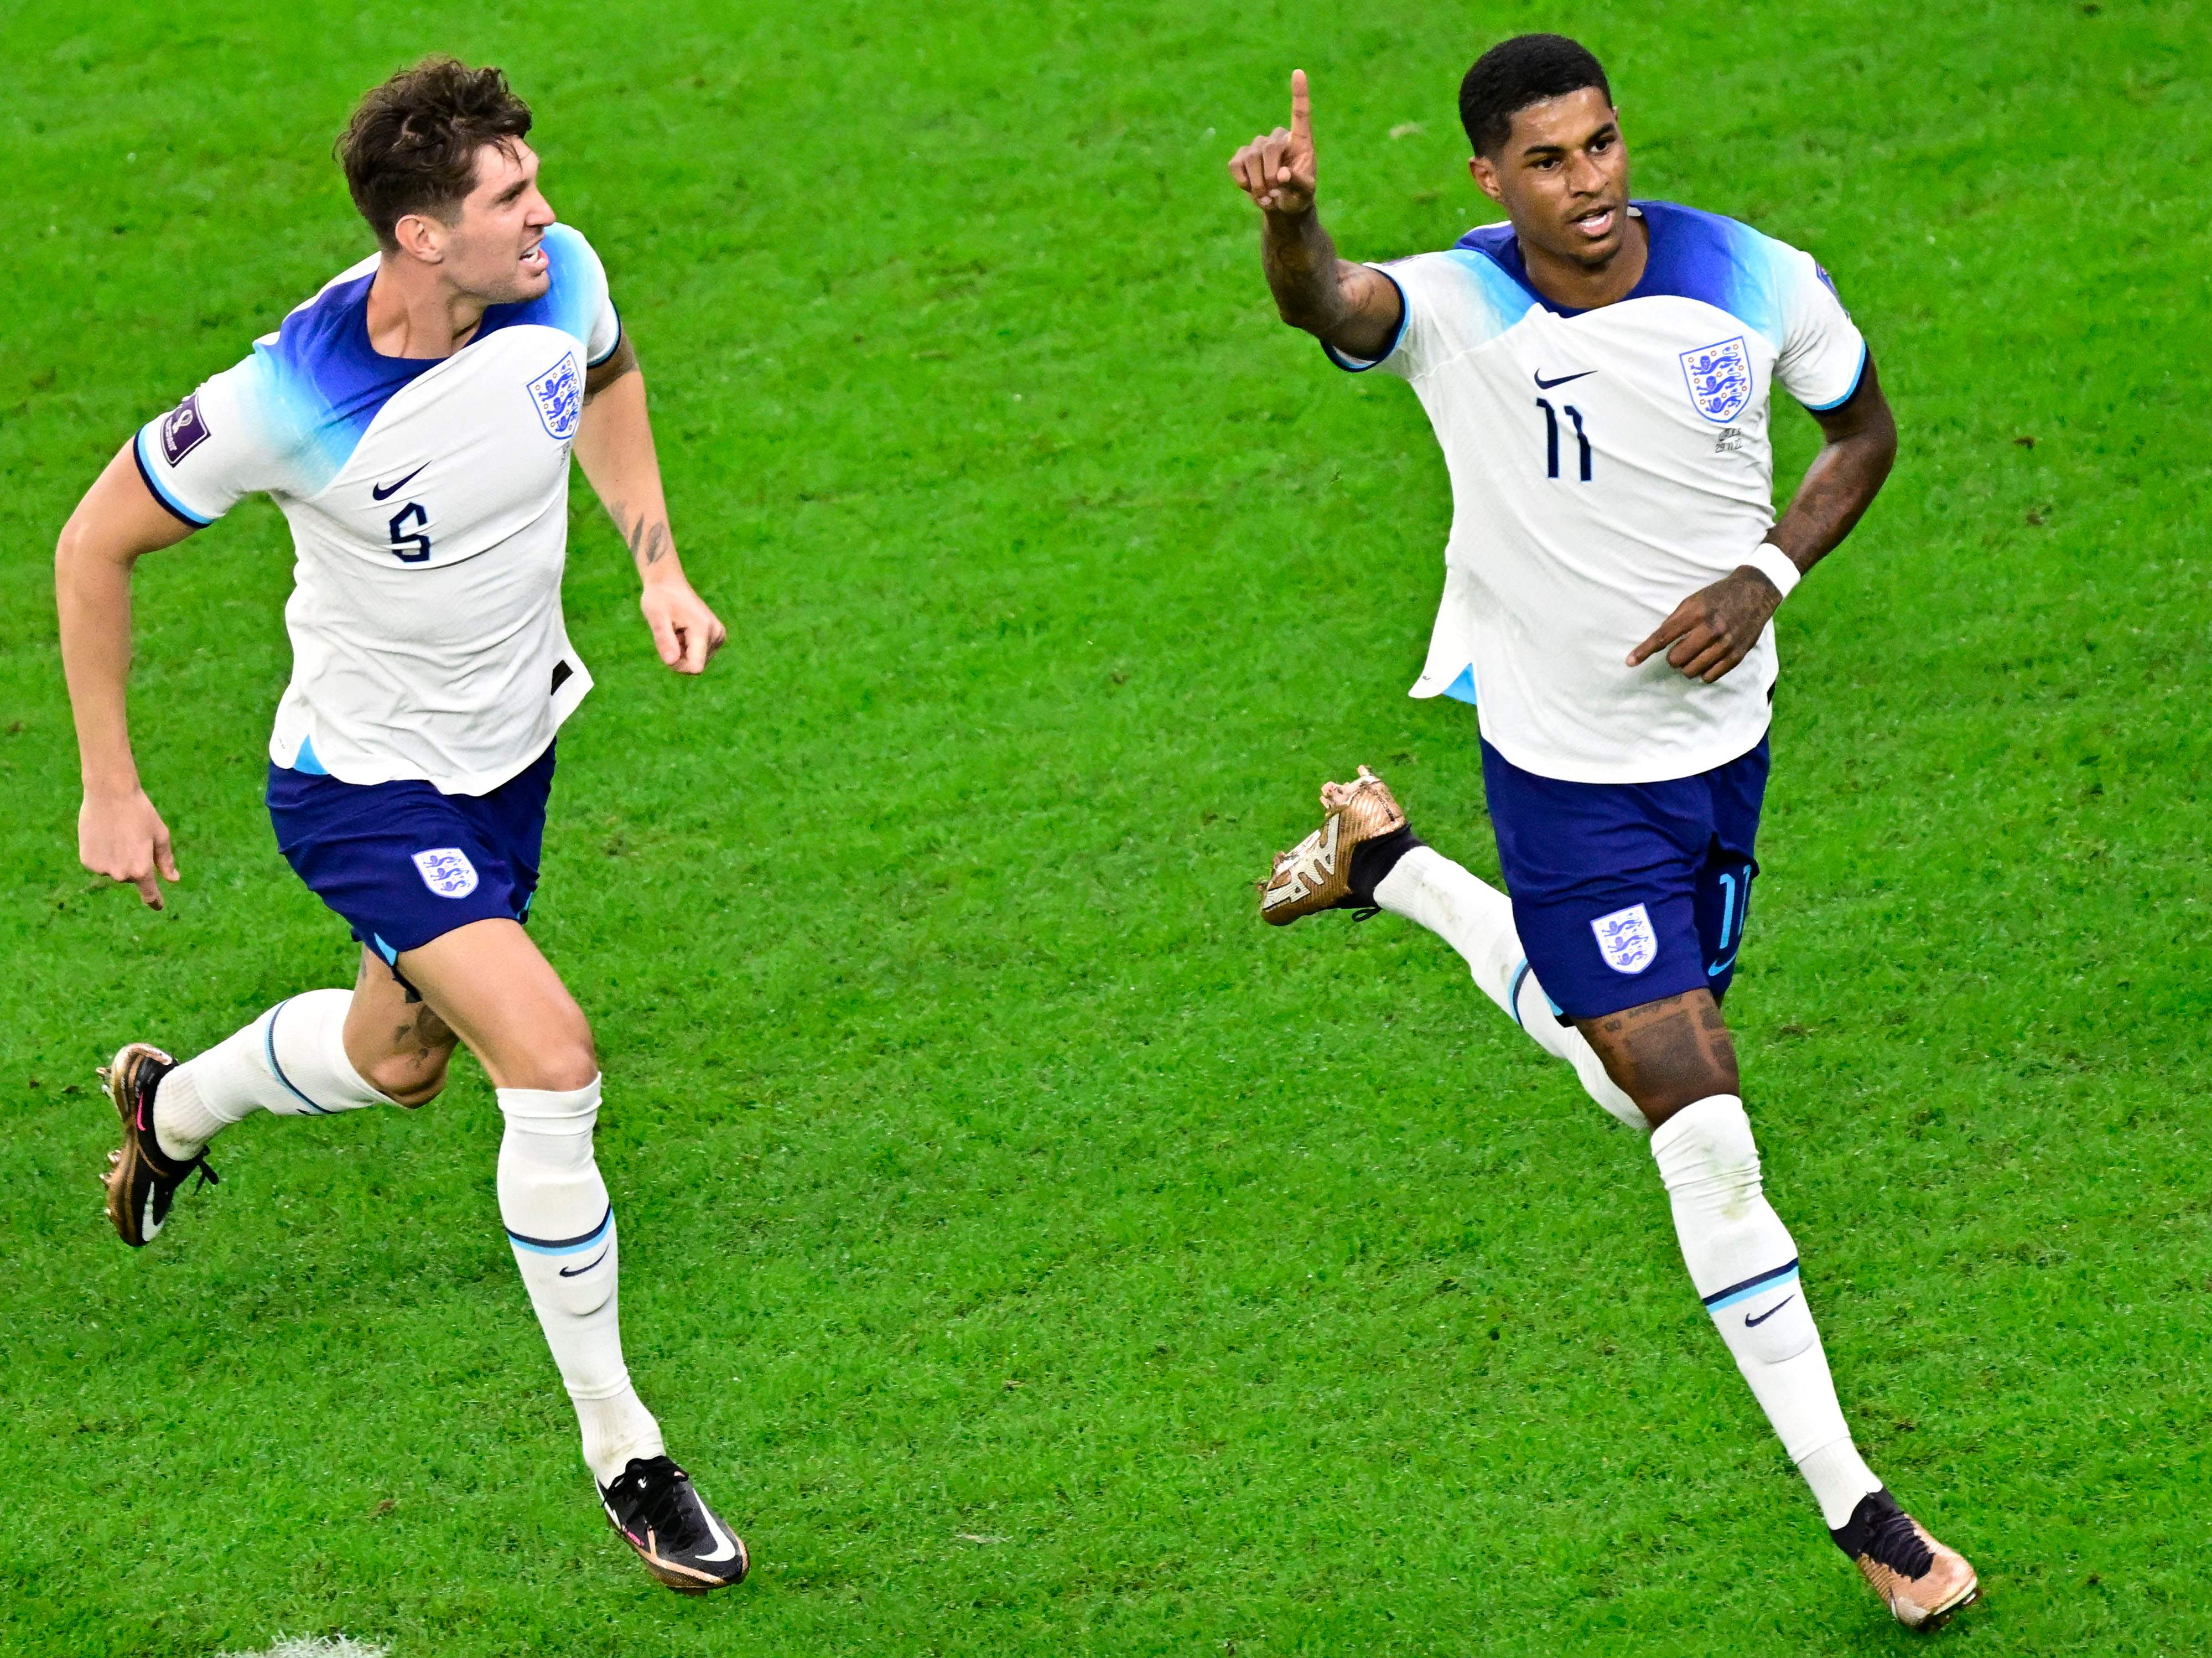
[55,447,198,907]
[1628,358,1898,682]
[1227,70,1404,362]
[574,336,727,675]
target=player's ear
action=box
[1468,153,1505,204]
[391,211,447,266]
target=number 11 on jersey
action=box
[1535,398,1593,483]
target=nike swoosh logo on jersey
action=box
[371,464,428,501]
[1534,369,1596,389]
[1744,1294,1795,1328]
[558,1245,611,1278]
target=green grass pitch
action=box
[4,0,2209,1652]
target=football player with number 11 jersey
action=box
[1234,35,1979,1630]
[56,60,746,1593]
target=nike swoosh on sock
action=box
[1745,1294,1796,1328]
[559,1246,612,1278]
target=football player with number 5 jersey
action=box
[56,60,746,1593]
[1233,36,1979,1629]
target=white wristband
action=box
[1740,542,1802,600]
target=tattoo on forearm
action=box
[1261,211,1344,331]
[607,499,671,567]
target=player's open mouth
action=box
[520,243,547,272]
[1571,206,1617,240]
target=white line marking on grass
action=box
[217,1638,390,1658]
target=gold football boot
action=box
[1258,765,1412,925]
[1833,1490,1980,1630]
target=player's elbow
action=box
[52,509,115,592]
[1273,292,1336,336]
[55,497,143,582]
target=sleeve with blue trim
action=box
[1320,261,1414,376]
[131,354,295,528]
[1770,245,1868,413]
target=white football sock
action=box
[1650,1095,1882,1529]
[155,988,396,1159]
[1374,847,1645,1129]
[497,1077,664,1486]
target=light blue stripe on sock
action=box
[1704,1261,1801,1312]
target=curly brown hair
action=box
[337,57,533,248]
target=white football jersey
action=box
[133,223,621,796]
[1335,200,1867,784]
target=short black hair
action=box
[338,58,533,249]
[1458,34,1612,157]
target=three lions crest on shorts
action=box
[528,352,582,441]
[1592,902,1659,974]
[412,847,480,899]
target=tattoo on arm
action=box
[606,498,671,567]
[1768,356,1897,576]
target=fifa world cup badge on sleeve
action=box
[160,393,212,464]
[412,847,481,899]
[1592,903,1659,975]
[1679,337,1752,424]
[528,353,582,441]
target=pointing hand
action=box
[1228,69,1318,216]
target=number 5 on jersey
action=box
[1535,398,1593,483]
[387,500,432,563]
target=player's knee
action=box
[1578,992,1740,1127]
[517,1015,598,1094]
[1632,1053,1741,1126]
[364,1049,450,1109]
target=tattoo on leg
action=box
[1576,989,1740,1117]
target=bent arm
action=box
[1626,357,1899,683]
[1258,209,1404,363]
[56,445,197,904]
[573,336,726,672]
[1764,354,1898,579]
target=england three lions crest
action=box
[1591,903,1659,975]
[1679,336,1752,424]
[528,352,582,441]
[412,847,480,899]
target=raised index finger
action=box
[1290,69,1311,143]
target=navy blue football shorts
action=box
[1481,734,1768,1022]
[267,740,555,967]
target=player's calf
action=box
[150,988,405,1161]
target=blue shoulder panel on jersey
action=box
[250,272,442,494]
[479,223,603,351]
[1454,202,1791,346]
